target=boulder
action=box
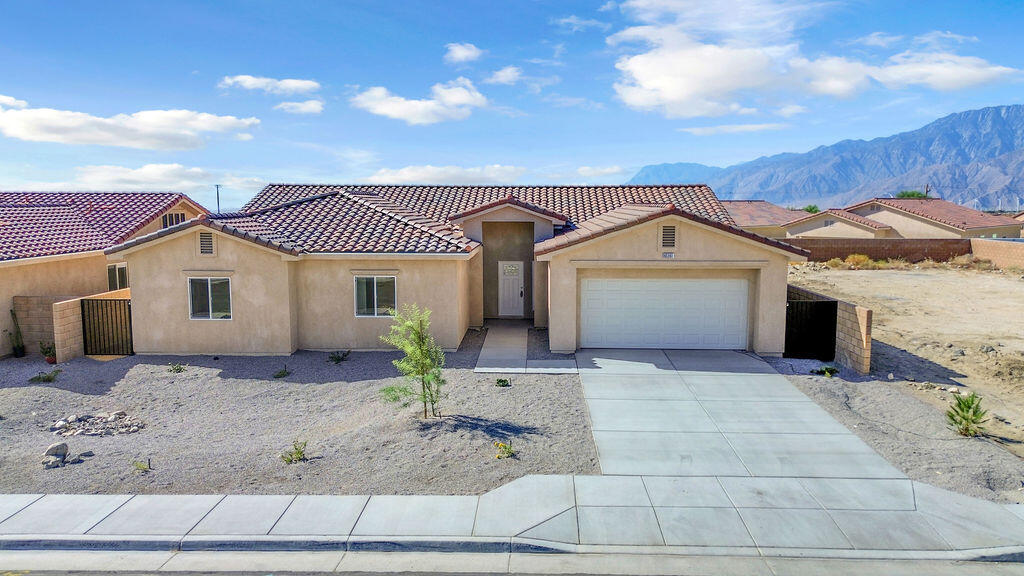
[43,442,68,459]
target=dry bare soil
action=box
[0,329,599,495]
[789,266,1024,499]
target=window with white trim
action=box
[162,212,186,228]
[198,232,216,255]
[354,276,396,317]
[661,225,677,248]
[106,263,128,291]
[189,277,232,320]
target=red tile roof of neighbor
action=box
[786,208,893,230]
[0,192,204,261]
[111,184,806,257]
[846,197,1022,231]
[721,200,805,227]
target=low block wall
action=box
[12,295,71,356]
[971,238,1024,269]
[53,288,130,363]
[787,238,972,262]
[788,285,872,375]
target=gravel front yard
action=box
[0,328,599,495]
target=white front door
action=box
[580,278,749,349]
[498,261,524,316]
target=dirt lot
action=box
[787,266,1024,501]
[0,328,599,495]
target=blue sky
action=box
[1,0,1022,209]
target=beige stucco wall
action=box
[744,225,788,239]
[458,206,555,242]
[123,230,296,355]
[132,200,206,239]
[0,253,109,356]
[848,205,1019,239]
[540,215,795,355]
[468,251,483,327]
[786,218,883,239]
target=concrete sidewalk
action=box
[474,321,576,374]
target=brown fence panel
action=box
[81,298,133,356]
[786,238,972,262]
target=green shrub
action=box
[946,392,988,437]
[280,440,308,464]
[810,366,839,378]
[380,304,446,418]
[495,378,512,387]
[131,459,152,474]
[844,254,873,269]
[168,363,186,373]
[39,341,56,358]
[328,350,351,364]
[896,190,927,198]
[494,440,515,459]
[825,258,846,269]
[802,204,820,213]
[29,369,61,383]
[273,366,290,379]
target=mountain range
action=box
[627,105,1024,211]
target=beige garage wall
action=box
[294,256,471,351]
[541,215,793,355]
[0,253,109,356]
[123,230,296,355]
[787,218,881,239]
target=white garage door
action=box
[580,278,749,349]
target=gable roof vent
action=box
[199,231,215,255]
[661,225,677,248]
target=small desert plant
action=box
[495,378,512,387]
[328,350,351,364]
[494,440,515,459]
[131,459,152,474]
[844,254,873,269]
[280,440,308,464]
[948,254,995,271]
[380,304,447,418]
[168,362,186,373]
[39,341,56,359]
[946,392,988,437]
[273,366,290,379]
[810,366,839,378]
[824,257,845,269]
[29,369,61,383]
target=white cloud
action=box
[555,15,611,33]
[577,165,624,177]
[273,100,324,114]
[914,30,977,49]
[484,66,523,85]
[0,98,259,150]
[850,32,903,48]
[678,123,788,135]
[618,0,824,45]
[544,94,604,109]
[0,94,27,109]
[350,77,487,125]
[219,75,320,95]
[776,104,807,117]
[790,55,874,97]
[444,42,484,64]
[364,164,525,185]
[599,1,618,11]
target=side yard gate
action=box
[784,298,837,362]
[81,298,133,356]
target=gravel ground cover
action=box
[528,328,575,361]
[768,357,1024,504]
[0,329,599,495]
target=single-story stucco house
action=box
[721,200,804,239]
[784,209,894,239]
[106,185,807,356]
[0,191,206,356]
[844,198,1022,239]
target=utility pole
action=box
[924,183,931,198]
[215,184,221,214]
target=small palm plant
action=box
[946,392,988,437]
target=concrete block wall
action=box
[788,285,873,375]
[11,296,69,356]
[787,238,972,262]
[971,239,1024,269]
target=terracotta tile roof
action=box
[786,208,893,230]
[722,200,805,227]
[534,203,807,257]
[244,184,734,227]
[0,191,203,261]
[846,198,1022,231]
[108,190,479,256]
[449,195,569,223]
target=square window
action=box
[189,277,231,320]
[107,263,129,291]
[355,276,397,317]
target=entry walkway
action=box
[4,350,1024,561]
[474,320,576,374]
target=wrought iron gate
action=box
[784,299,837,361]
[81,298,133,356]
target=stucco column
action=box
[469,251,483,327]
[754,264,787,355]
[533,260,549,328]
[546,258,576,353]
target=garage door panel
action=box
[580,278,749,350]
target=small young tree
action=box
[802,204,820,213]
[380,304,446,418]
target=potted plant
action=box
[40,341,57,364]
[6,309,25,358]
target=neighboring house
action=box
[0,192,207,356]
[107,185,807,357]
[784,209,894,239]
[845,198,1022,239]
[721,200,805,239]
[1014,210,1024,222]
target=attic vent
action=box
[661,225,677,248]
[162,212,186,228]
[199,232,215,255]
